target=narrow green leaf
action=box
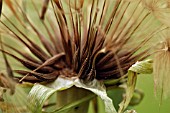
[74,79,117,113]
[129,59,153,74]
[48,77,117,113]
[118,59,153,113]
[28,77,117,113]
[28,84,56,113]
[118,71,137,113]
[28,77,76,113]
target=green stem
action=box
[56,86,92,113]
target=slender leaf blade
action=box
[74,79,117,113]
[118,59,153,113]
[28,84,56,113]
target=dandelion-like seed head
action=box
[142,0,170,26]
[153,29,170,98]
[0,0,164,84]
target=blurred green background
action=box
[134,75,170,113]
[88,74,170,113]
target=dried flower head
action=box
[0,0,164,84]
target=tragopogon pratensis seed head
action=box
[0,0,167,84]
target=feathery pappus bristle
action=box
[153,29,170,98]
[141,0,170,26]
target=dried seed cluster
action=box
[0,0,163,83]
